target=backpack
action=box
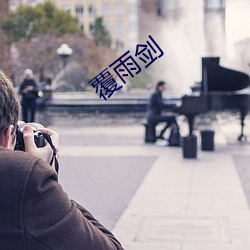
[168,124,181,147]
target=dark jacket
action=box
[147,90,169,118]
[0,147,124,250]
[19,79,38,99]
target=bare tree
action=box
[14,33,116,91]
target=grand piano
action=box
[175,57,250,141]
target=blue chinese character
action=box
[98,83,122,100]
[135,35,164,68]
[89,69,122,100]
[88,68,111,88]
[97,75,122,100]
[109,50,141,84]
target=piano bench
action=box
[142,120,156,143]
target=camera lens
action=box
[14,121,46,151]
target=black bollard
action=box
[182,135,197,159]
[200,130,215,151]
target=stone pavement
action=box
[111,119,250,250]
[44,112,250,250]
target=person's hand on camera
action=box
[22,125,59,165]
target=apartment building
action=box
[9,0,138,50]
[51,0,138,51]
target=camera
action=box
[14,122,46,151]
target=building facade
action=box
[9,0,139,50]
[51,0,138,51]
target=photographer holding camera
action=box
[0,71,124,250]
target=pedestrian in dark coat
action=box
[19,69,39,123]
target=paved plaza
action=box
[37,110,250,250]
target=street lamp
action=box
[56,43,73,68]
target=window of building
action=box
[115,3,124,16]
[89,22,95,33]
[115,20,124,33]
[76,5,84,16]
[89,4,96,17]
[102,3,111,16]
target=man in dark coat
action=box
[147,80,178,140]
[19,69,39,123]
[0,70,124,249]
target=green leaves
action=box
[91,17,112,47]
[1,0,80,43]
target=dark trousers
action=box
[22,98,37,123]
[148,115,177,137]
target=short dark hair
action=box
[156,80,166,90]
[0,71,20,143]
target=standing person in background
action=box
[19,69,39,122]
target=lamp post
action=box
[56,43,73,68]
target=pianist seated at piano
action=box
[146,80,179,140]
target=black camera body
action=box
[14,123,46,151]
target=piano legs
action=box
[186,111,247,141]
[238,109,247,142]
[187,115,195,135]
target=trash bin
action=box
[144,122,156,143]
[200,130,214,151]
[182,135,197,159]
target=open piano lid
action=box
[202,57,250,92]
